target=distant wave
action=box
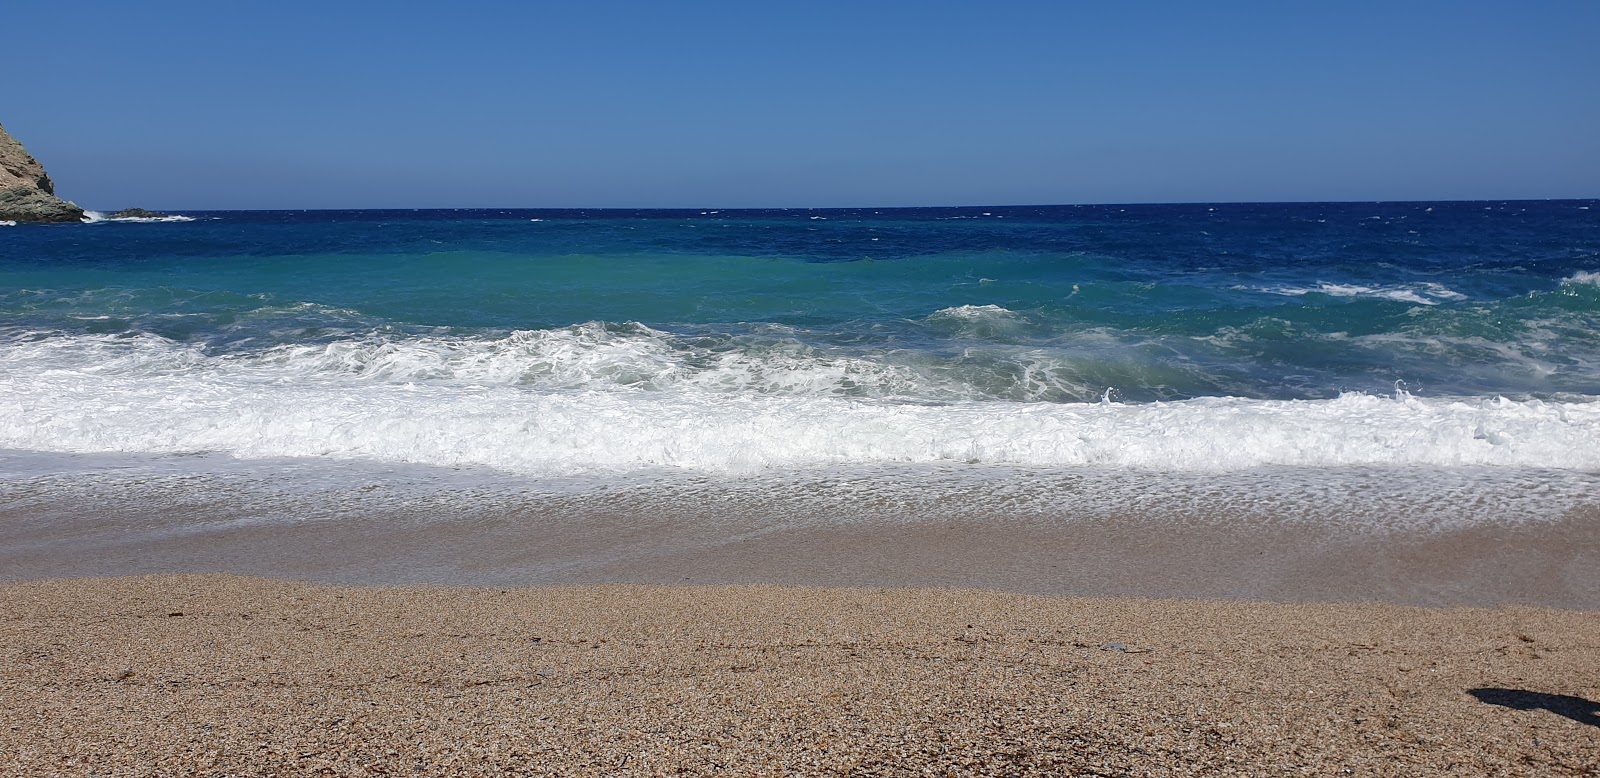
[0,326,1099,402]
[1241,282,1467,305]
[81,210,197,224]
[1563,270,1600,287]
[924,304,1032,343]
[929,304,1018,320]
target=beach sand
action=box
[2,574,1597,776]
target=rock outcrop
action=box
[0,122,85,223]
[108,208,170,219]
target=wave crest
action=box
[81,210,197,224]
[1243,282,1466,305]
[1,337,1596,474]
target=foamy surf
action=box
[1242,282,1467,305]
[80,210,197,224]
[2,332,1597,475]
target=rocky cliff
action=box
[0,123,84,223]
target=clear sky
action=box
[4,1,1596,209]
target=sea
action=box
[2,201,1599,585]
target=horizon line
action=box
[76,196,1600,213]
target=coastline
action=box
[3,198,1598,774]
[4,492,1597,609]
[2,574,1596,775]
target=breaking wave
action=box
[81,210,197,224]
[1242,282,1468,305]
[1,330,1597,476]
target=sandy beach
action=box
[5,1,1598,773]
[2,574,1596,776]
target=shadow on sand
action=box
[1470,688,1600,728]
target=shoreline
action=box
[4,497,1597,609]
[2,574,1596,775]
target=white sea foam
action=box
[114,215,196,223]
[1,333,1597,476]
[245,323,941,396]
[1562,270,1600,287]
[0,325,1002,399]
[1418,282,1468,300]
[929,304,1018,320]
[9,449,1596,536]
[81,210,196,224]
[925,304,1030,342]
[1244,282,1466,305]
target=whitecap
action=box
[929,304,1018,320]
[3,332,1599,476]
[111,215,196,223]
[1246,282,1465,305]
[81,210,196,224]
[1419,282,1467,300]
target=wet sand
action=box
[3,500,1598,608]
[1,574,1597,776]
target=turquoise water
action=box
[1,202,1599,530]
[5,202,1600,403]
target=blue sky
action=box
[4,1,1596,208]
